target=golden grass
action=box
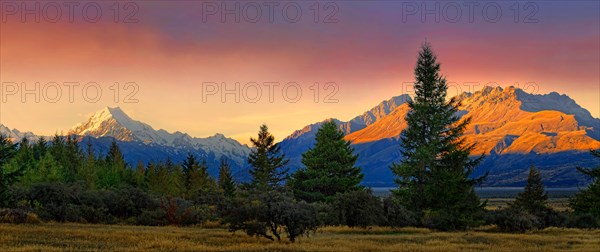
[1,223,599,251]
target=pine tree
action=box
[166,157,185,196]
[79,140,97,189]
[33,137,47,160]
[390,42,485,229]
[0,134,21,204]
[198,158,216,190]
[134,160,147,188]
[570,150,600,221]
[290,120,363,203]
[513,165,548,213]
[64,135,83,183]
[182,153,201,196]
[218,158,237,198]
[247,124,289,191]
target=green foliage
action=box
[218,158,237,198]
[247,124,289,191]
[332,189,385,228]
[223,189,319,242]
[570,149,600,222]
[493,207,543,232]
[390,42,485,230]
[382,196,418,227]
[290,121,363,203]
[512,165,548,213]
[0,135,23,205]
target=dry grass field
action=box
[1,223,599,251]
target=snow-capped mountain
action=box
[0,124,39,143]
[69,107,251,165]
[280,86,600,187]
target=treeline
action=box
[1,42,599,242]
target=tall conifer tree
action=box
[391,42,485,229]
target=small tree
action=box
[290,121,363,203]
[181,153,202,197]
[218,158,237,198]
[247,124,289,191]
[513,165,548,213]
[495,165,563,232]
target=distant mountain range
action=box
[1,86,599,187]
[280,86,600,187]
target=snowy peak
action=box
[69,106,251,165]
[70,107,151,142]
[90,107,134,125]
[0,124,39,143]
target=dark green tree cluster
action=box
[0,134,236,226]
[390,42,486,230]
[569,150,600,227]
[223,123,378,242]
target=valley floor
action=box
[1,223,599,251]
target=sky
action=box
[1,1,599,145]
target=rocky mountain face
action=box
[281,87,600,187]
[279,94,412,168]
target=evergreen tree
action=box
[513,165,548,213]
[33,137,47,160]
[390,42,485,229]
[134,160,147,188]
[290,121,363,203]
[63,135,83,183]
[78,139,97,189]
[570,150,600,222]
[247,124,289,191]
[218,158,237,198]
[182,153,201,194]
[0,134,21,204]
[166,158,185,196]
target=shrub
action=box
[566,213,599,229]
[332,190,385,228]
[383,196,418,227]
[493,208,542,232]
[137,209,169,226]
[223,190,320,242]
[0,208,41,224]
[27,183,81,222]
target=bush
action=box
[275,200,319,242]
[493,208,542,232]
[136,209,169,226]
[223,190,320,242]
[383,196,418,227]
[332,190,385,228]
[566,213,599,229]
[0,208,41,224]
[27,183,81,222]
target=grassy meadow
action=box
[1,223,599,251]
